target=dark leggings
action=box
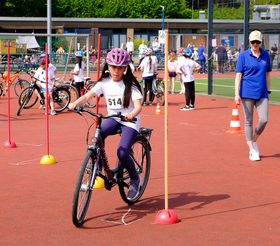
[74,82,84,98]
[100,118,139,180]
[143,76,154,103]
[184,81,195,106]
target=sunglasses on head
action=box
[250,40,261,44]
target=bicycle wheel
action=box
[118,136,151,204]
[53,87,70,112]
[18,87,38,108]
[14,80,30,97]
[155,82,165,106]
[84,81,97,108]
[17,87,37,115]
[66,84,79,103]
[72,150,98,227]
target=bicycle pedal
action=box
[104,179,113,191]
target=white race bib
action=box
[106,95,123,110]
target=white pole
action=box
[47,0,52,54]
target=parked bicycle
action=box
[0,70,30,97]
[66,78,97,108]
[140,76,165,106]
[71,107,152,227]
[17,71,71,116]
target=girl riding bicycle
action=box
[71,50,85,97]
[69,48,143,200]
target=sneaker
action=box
[252,142,259,154]
[249,149,260,161]
[189,105,195,110]
[38,105,45,110]
[127,177,140,200]
[50,110,56,116]
[143,102,147,106]
[148,102,153,106]
[180,106,191,111]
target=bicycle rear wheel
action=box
[118,136,151,204]
[72,150,98,227]
[14,80,30,97]
[53,87,70,112]
[84,81,97,108]
[66,84,79,103]
[155,81,165,106]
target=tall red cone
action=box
[227,103,242,134]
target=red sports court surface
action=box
[1,87,280,245]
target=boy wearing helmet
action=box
[71,50,85,97]
[69,48,143,200]
[178,48,201,111]
[34,58,57,115]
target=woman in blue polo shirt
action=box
[234,30,271,161]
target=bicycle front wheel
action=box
[17,87,38,115]
[53,87,70,112]
[14,80,30,97]
[118,136,151,204]
[72,150,98,227]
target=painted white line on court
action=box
[17,142,43,147]
[102,208,141,226]
[8,158,39,166]
[121,208,141,225]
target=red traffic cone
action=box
[227,103,242,134]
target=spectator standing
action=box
[197,42,206,73]
[152,37,161,63]
[126,37,134,62]
[269,43,278,68]
[232,48,239,70]
[138,39,148,66]
[215,44,227,73]
[234,30,271,161]
[168,49,177,94]
[30,54,38,69]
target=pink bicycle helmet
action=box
[106,48,130,66]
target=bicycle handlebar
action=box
[73,106,137,123]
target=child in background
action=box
[34,58,57,115]
[71,50,85,97]
[178,48,201,111]
[168,49,177,94]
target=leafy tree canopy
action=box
[0,0,279,19]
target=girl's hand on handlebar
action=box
[124,113,137,122]
[68,102,77,111]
